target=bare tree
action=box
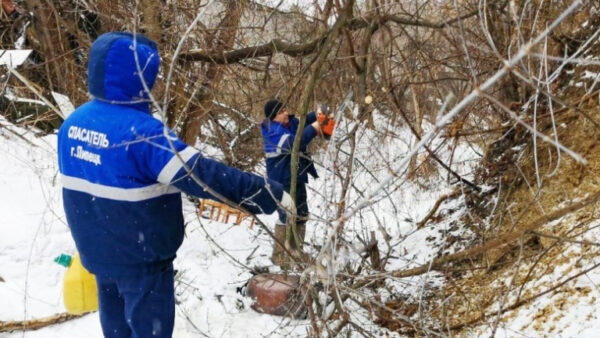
[3,0,600,336]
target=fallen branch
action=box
[0,312,90,332]
[393,260,600,335]
[417,190,461,229]
[376,189,600,280]
[449,260,600,331]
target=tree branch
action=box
[180,9,481,64]
[181,37,326,63]
[0,312,89,332]
[385,189,600,279]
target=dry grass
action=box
[435,98,600,334]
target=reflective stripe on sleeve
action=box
[61,174,180,202]
[156,146,199,184]
[264,134,290,158]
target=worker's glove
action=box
[317,104,336,138]
[280,191,296,216]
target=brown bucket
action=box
[246,273,306,318]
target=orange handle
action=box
[318,113,335,136]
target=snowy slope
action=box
[0,119,103,336]
[0,106,469,337]
[0,108,498,337]
[0,117,307,337]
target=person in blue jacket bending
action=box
[57,32,294,338]
[260,99,323,265]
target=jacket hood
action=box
[87,32,160,112]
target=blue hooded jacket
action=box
[260,113,319,187]
[57,32,284,276]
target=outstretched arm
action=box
[306,111,317,125]
[285,112,321,151]
[173,154,284,214]
[137,122,284,214]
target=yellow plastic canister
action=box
[63,253,98,314]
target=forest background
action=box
[1,0,600,336]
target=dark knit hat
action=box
[264,99,284,120]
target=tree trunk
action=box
[180,0,247,145]
[141,0,161,42]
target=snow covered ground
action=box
[0,110,466,337]
[7,106,599,337]
[0,117,310,337]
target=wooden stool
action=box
[198,199,255,229]
[198,199,224,220]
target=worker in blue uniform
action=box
[260,99,326,265]
[57,32,294,338]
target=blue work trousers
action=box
[95,264,175,338]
